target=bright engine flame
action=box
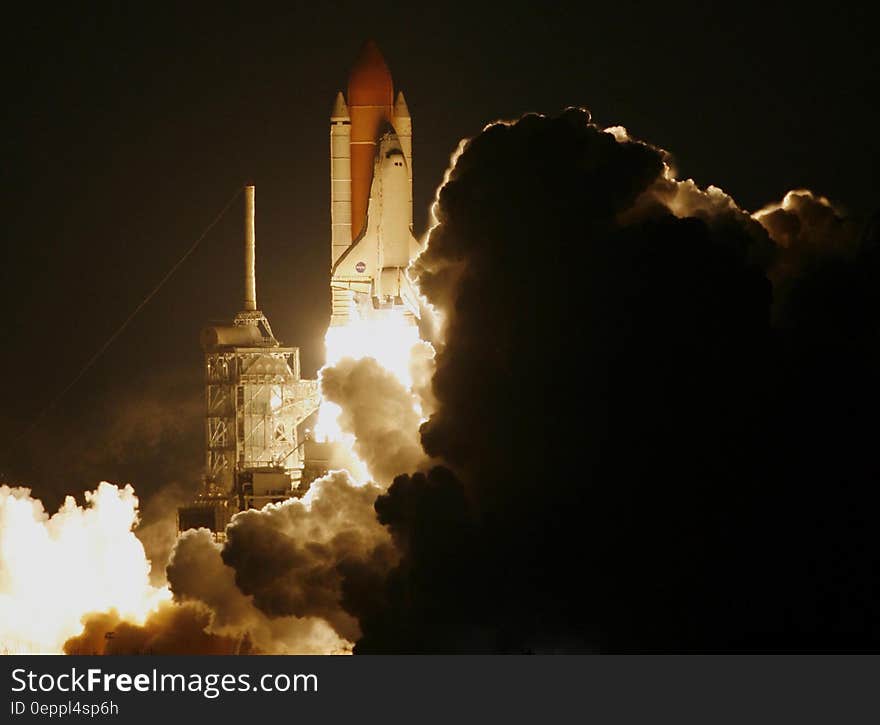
[314,309,428,480]
[324,309,422,386]
[0,482,169,653]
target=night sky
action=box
[2,3,878,513]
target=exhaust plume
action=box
[0,482,167,653]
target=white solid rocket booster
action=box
[330,93,352,267]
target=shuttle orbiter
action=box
[329,40,421,326]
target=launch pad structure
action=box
[178,187,320,537]
[179,41,422,538]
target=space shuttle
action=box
[329,40,421,326]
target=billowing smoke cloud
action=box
[0,482,167,653]
[753,190,863,323]
[350,109,880,651]
[167,527,351,654]
[64,519,354,655]
[321,358,430,484]
[756,189,860,264]
[162,472,395,651]
[64,602,252,655]
[16,108,877,655]
[56,472,390,654]
[219,472,396,642]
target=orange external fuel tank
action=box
[347,40,394,241]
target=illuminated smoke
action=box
[66,526,352,654]
[753,189,861,287]
[314,309,434,485]
[60,474,383,654]
[0,482,168,653]
[321,358,429,486]
[65,603,252,655]
[755,189,852,250]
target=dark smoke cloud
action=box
[167,527,350,653]
[216,472,397,645]
[351,109,880,651]
[754,190,863,323]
